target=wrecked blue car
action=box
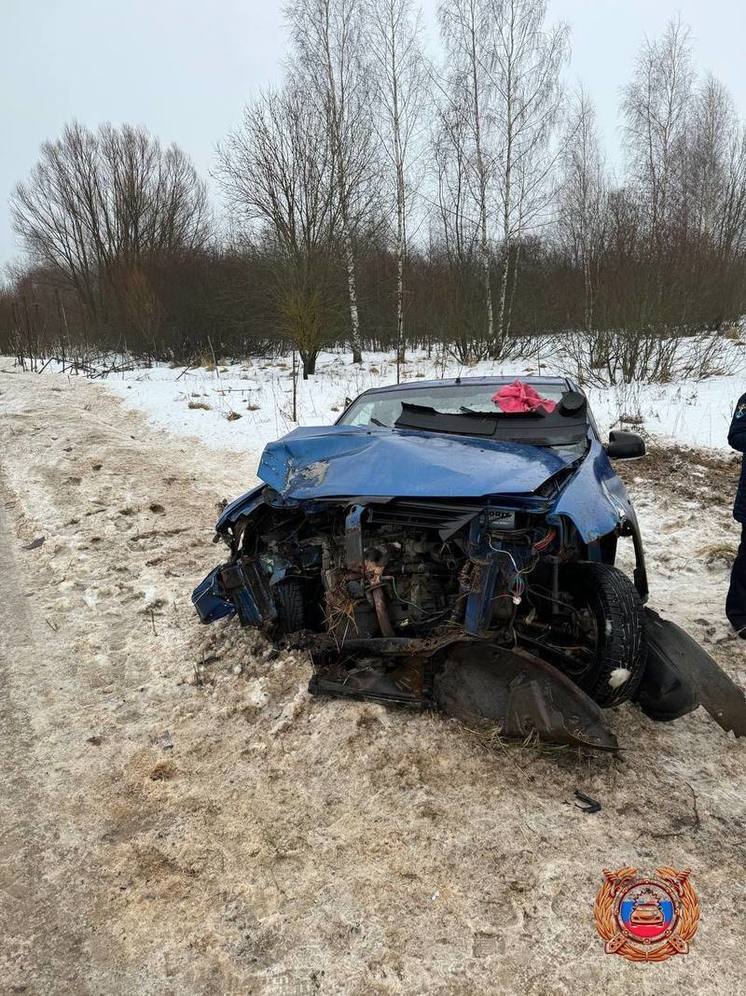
[194,377,746,748]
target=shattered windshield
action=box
[340,381,590,450]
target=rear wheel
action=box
[559,563,647,707]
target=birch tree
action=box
[287,0,374,364]
[558,88,606,331]
[622,17,693,249]
[438,0,495,345]
[366,0,426,378]
[687,75,746,261]
[487,0,568,344]
[432,103,487,360]
[718,124,746,262]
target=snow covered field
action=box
[15,342,741,459]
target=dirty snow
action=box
[0,365,745,994]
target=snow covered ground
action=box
[38,344,743,458]
[1,366,744,995]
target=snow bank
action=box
[4,344,744,454]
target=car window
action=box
[341,383,569,427]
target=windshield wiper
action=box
[370,417,388,427]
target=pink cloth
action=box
[492,381,557,414]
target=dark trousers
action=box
[726,524,746,632]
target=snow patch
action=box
[142,585,160,608]
[608,667,631,688]
[83,589,98,609]
[244,679,269,710]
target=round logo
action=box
[617,880,677,942]
[594,867,700,962]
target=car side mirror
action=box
[606,430,646,459]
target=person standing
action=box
[727,392,746,637]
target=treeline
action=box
[2,3,746,377]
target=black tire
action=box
[560,563,647,707]
[273,579,306,634]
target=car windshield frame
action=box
[337,380,593,449]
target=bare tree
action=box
[687,75,746,261]
[11,121,210,330]
[622,17,693,249]
[558,87,607,331]
[432,102,487,360]
[439,0,495,345]
[686,75,730,242]
[487,0,568,343]
[216,85,340,377]
[719,125,746,262]
[287,0,376,364]
[366,0,426,380]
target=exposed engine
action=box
[239,498,559,650]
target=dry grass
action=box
[698,542,738,567]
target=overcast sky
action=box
[2,0,745,271]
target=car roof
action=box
[358,375,572,396]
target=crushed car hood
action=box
[257,424,579,500]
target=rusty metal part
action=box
[433,642,618,750]
[292,629,473,658]
[309,655,426,706]
[362,559,395,637]
[370,585,395,637]
[344,504,365,572]
[309,670,423,707]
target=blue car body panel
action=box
[192,566,236,622]
[215,426,630,547]
[216,483,266,533]
[547,439,634,543]
[257,424,575,500]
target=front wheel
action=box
[273,579,306,634]
[559,563,647,707]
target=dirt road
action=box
[0,369,744,995]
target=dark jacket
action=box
[729,392,746,523]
